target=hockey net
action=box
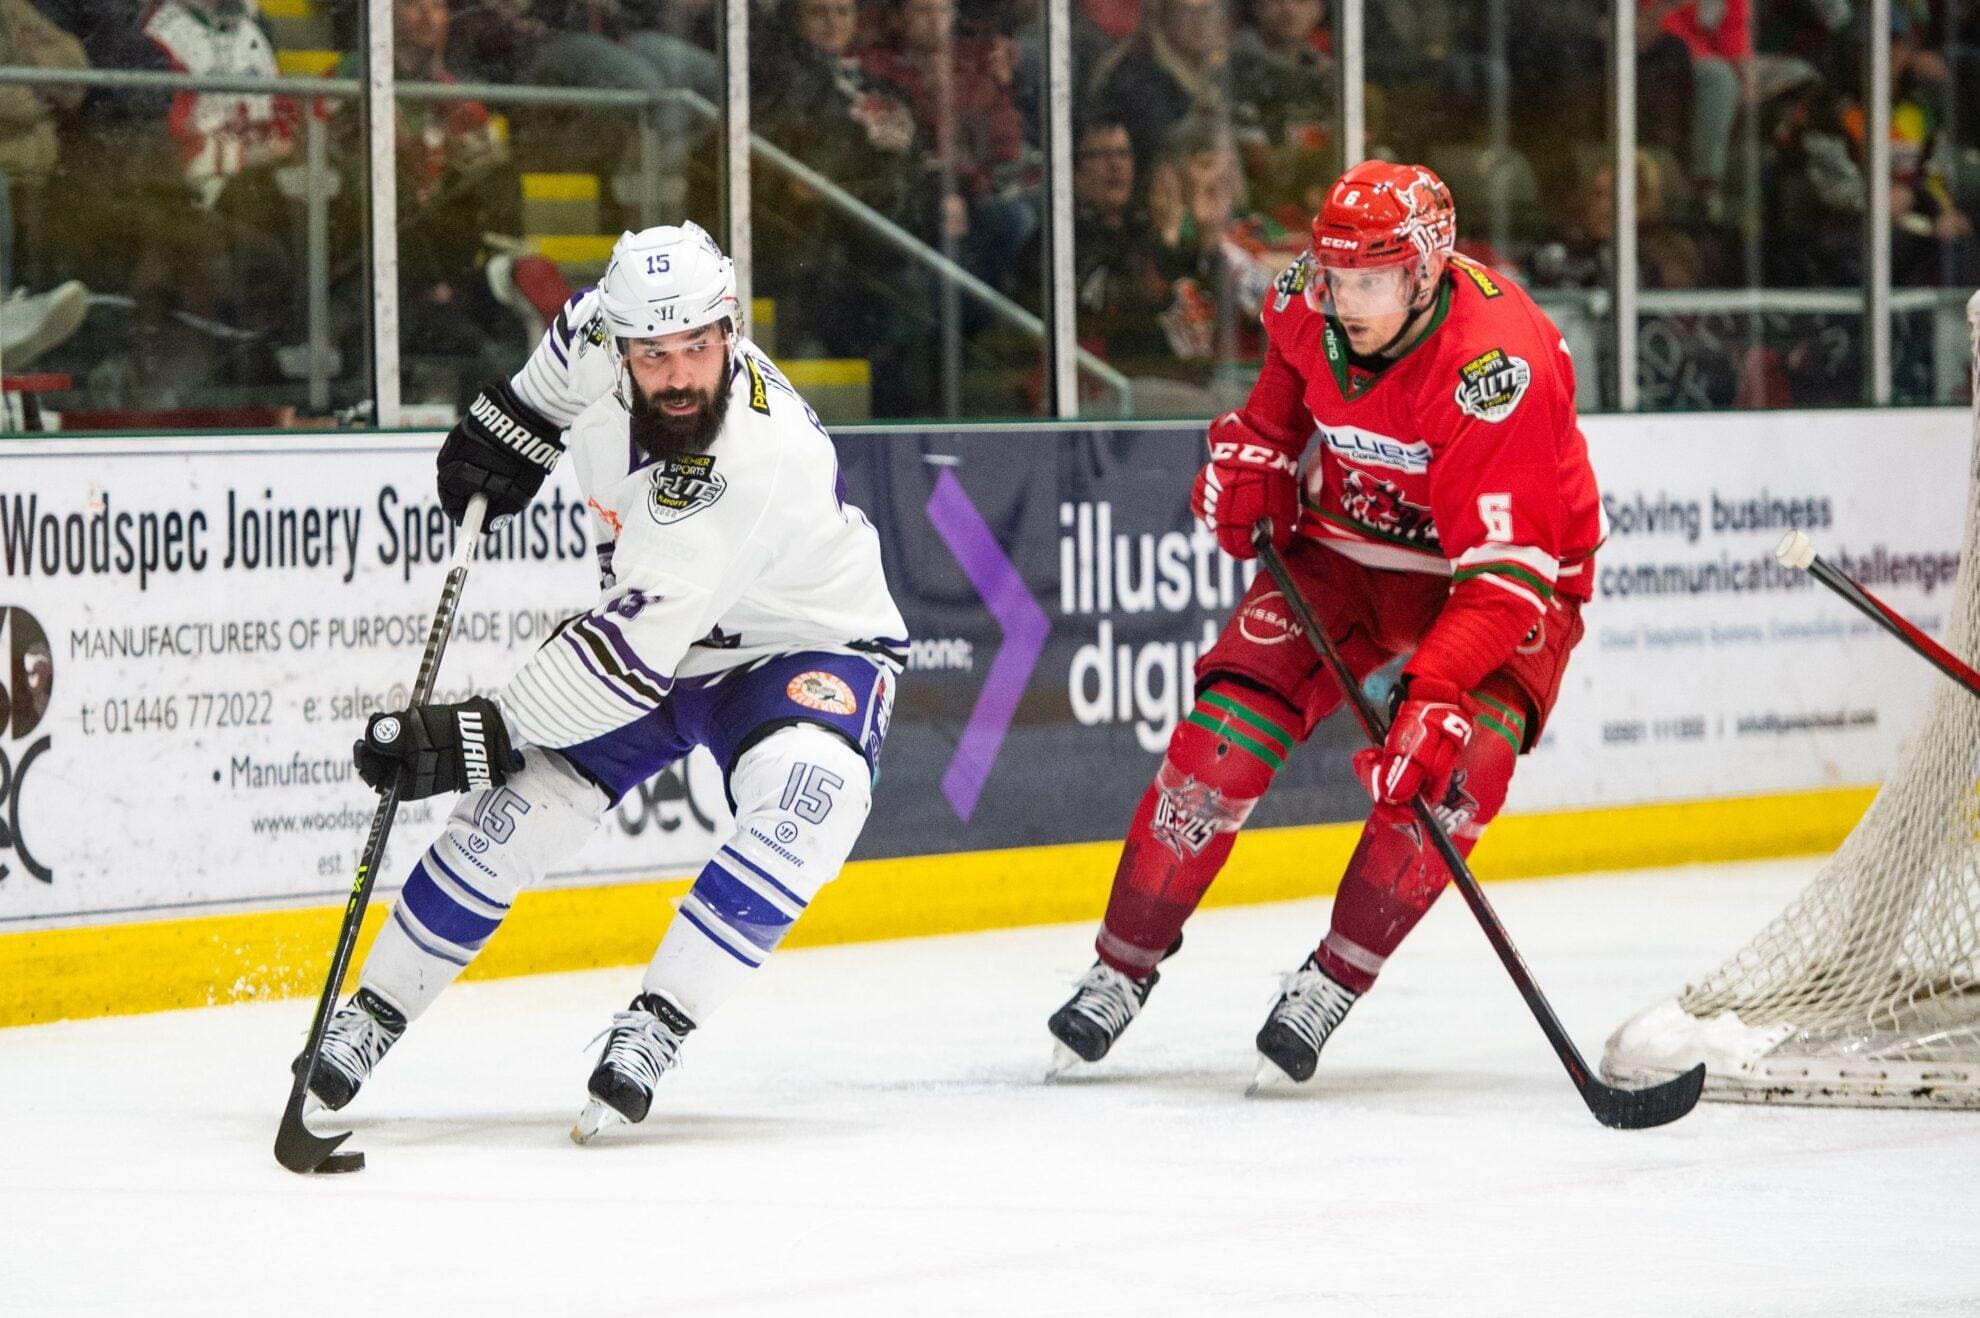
[1601,294,1980,1109]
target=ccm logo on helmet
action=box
[469,394,561,471]
[1317,236,1358,250]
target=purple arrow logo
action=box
[925,468,1050,822]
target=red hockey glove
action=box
[1352,678,1472,806]
[1189,414,1300,560]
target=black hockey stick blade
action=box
[272,496,488,1175]
[274,1087,361,1173]
[1582,1063,1707,1130]
[1248,521,1702,1129]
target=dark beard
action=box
[629,377,730,462]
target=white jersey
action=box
[510,285,629,428]
[494,341,908,752]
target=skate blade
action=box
[570,1097,627,1146]
[1246,1055,1292,1097]
[1044,1041,1086,1081]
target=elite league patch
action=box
[1454,348,1531,423]
[648,454,726,524]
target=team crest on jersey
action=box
[1341,469,1438,546]
[787,670,857,714]
[648,454,726,524]
[1454,348,1531,423]
[1270,258,1309,313]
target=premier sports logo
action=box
[1454,348,1531,423]
[648,454,726,525]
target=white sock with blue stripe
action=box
[643,726,871,1022]
[360,749,608,1022]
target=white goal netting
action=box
[1601,295,1980,1109]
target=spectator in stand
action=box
[0,0,90,369]
[1637,0,1749,220]
[753,0,938,414]
[331,0,575,403]
[1226,0,1334,215]
[1760,78,1863,288]
[1143,112,1296,382]
[1015,115,1186,402]
[446,0,720,209]
[66,0,301,403]
[861,0,1036,290]
[1003,0,1112,142]
[1087,0,1235,176]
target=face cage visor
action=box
[1301,251,1422,319]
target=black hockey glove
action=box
[353,697,521,800]
[436,380,564,527]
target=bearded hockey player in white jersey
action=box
[294,223,908,1141]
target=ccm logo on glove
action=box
[1352,678,1473,806]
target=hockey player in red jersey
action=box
[1048,160,1605,1085]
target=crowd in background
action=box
[0,0,1972,423]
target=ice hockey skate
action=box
[293,987,407,1114]
[1046,960,1162,1077]
[571,992,696,1144]
[1249,955,1360,1093]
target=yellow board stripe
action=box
[531,235,619,263]
[778,359,871,388]
[0,785,1875,1029]
[521,173,600,202]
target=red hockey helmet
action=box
[1304,161,1456,318]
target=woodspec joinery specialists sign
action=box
[0,435,730,931]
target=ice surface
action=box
[3,858,1975,1317]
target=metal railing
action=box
[0,61,1132,420]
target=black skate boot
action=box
[1047,961,1161,1074]
[571,992,695,1144]
[1252,954,1360,1088]
[293,987,407,1112]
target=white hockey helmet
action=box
[597,222,741,343]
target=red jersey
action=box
[1230,253,1605,693]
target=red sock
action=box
[1316,701,1519,993]
[1096,683,1299,977]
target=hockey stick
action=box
[1250,524,1704,1129]
[1776,530,1980,698]
[274,494,489,1174]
